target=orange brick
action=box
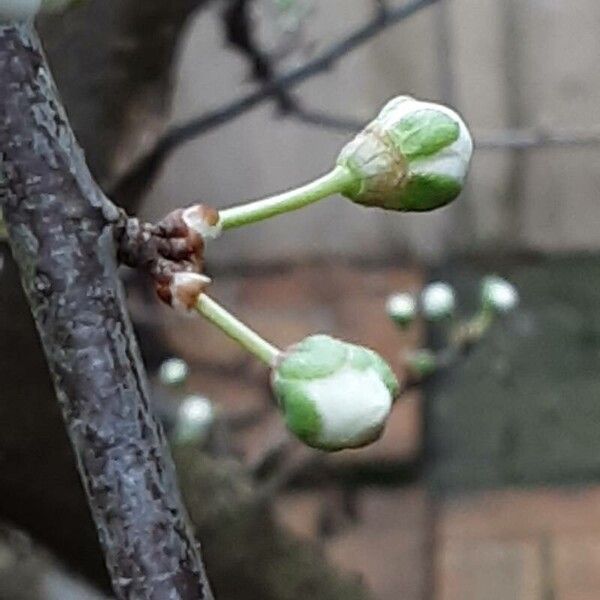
[330,265,424,373]
[439,487,600,541]
[326,487,428,600]
[553,536,600,600]
[237,265,326,310]
[437,538,543,600]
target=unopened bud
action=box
[337,96,473,212]
[386,293,417,327]
[481,276,519,314]
[159,358,189,388]
[271,335,399,451]
[421,282,456,320]
[173,395,216,446]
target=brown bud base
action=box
[114,205,216,310]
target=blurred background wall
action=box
[142,0,600,266]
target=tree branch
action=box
[0,23,212,599]
[110,0,441,206]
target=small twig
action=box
[222,0,297,112]
[110,0,441,206]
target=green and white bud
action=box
[421,282,456,320]
[337,95,473,212]
[481,276,519,314]
[173,395,215,446]
[271,335,399,451]
[159,358,190,388]
[386,292,417,327]
[1,0,79,20]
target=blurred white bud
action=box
[159,358,189,388]
[173,395,215,446]
[421,282,456,320]
[482,276,519,314]
[386,293,417,327]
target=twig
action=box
[222,0,297,111]
[110,0,441,206]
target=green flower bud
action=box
[337,95,473,211]
[271,334,399,451]
[481,276,519,314]
[421,281,456,320]
[386,292,417,327]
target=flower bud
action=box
[159,358,190,388]
[337,95,473,211]
[172,395,215,446]
[386,292,417,327]
[271,335,399,451]
[421,282,456,320]
[481,276,519,314]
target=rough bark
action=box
[0,5,212,583]
[0,23,212,600]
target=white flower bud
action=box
[421,282,456,320]
[337,95,473,212]
[173,395,215,445]
[386,292,417,327]
[271,335,399,451]
[482,276,519,313]
[159,358,190,388]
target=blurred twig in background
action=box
[110,0,441,206]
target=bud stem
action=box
[195,294,282,366]
[218,165,355,230]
